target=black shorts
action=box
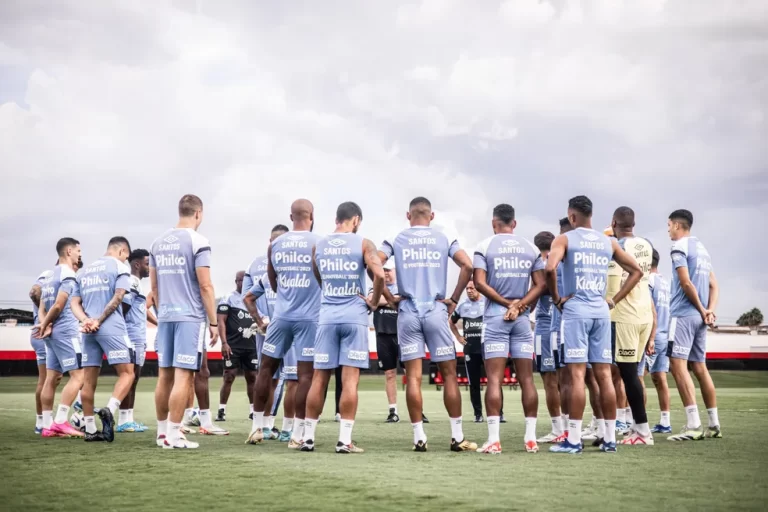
[376,333,399,371]
[225,346,259,372]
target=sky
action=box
[0,0,766,323]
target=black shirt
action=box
[217,291,254,348]
[451,298,486,354]
[372,283,398,335]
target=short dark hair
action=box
[492,204,515,225]
[336,201,363,223]
[669,209,693,230]
[613,206,635,230]
[534,231,555,252]
[651,248,660,268]
[56,237,80,256]
[568,195,593,217]
[409,196,432,210]
[558,217,571,229]
[271,224,289,235]
[129,248,149,263]
[108,236,131,253]
[179,194,203,217]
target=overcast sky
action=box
[1,0,766,322]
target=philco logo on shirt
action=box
[493,257,532,270]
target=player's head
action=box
[75,254,83,270]
[492,204,516,234]
[290,199,315,231]
[107,236,132,263]
[466,280,479,301]
[336,201,363,233]
[178,194,204,229]
[651,248,660,271]
[407,196,433,225]
[56,237,81,267]
[567,195,593,227]
[270,224,289,242]
[534,231,555,257]
[668,209,693,241]
[612,206,635,235]
[128,248,150,278]
[235,270,245,294]
[558,217,573,235]
[383,258,396,283]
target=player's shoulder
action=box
[59,265,76,280]
[150,228,176,251]
[129,274,142,289]
[184,229,211,253]
[115,258,131,276]
[475,234,497,255]
[36,269,54,282]
[671,236,690,255]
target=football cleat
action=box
[500,415,507,423]
[334,413,341,422]
[97,408,115,443]
[600,441,617,453]
[42,428,66,438]
[615,421,631,436]
[450,438,478,452]
[386,408,400,423]
[180,425,195,435]
[550,440,583,454]
[261,428,277,440]
[163,437,199,449]
[85,431,107,442]
[287,438,302,449]
[421,413,429,424]
[34,426,43,435]
[200,425,229,436]
[413,440,428,452]
[651,424,672,434]
[299,439,315,452]
[620,432,654,445]
[707,426,723,439]
[69,411,85,432]
[51,421,85,438]
[336,441,364,454]
[278,430,292,442]
[476,441,502,454]
[135,422,149,432]
[215,408,226,422]
[537,432,565,444]
[156,435,166,447]
[591,437,604,448]
[668,426,705,442]
[474,415,485,423]
[580,427,598,441]
[116,422,140,433]
[525,440,539,453]
[245,429,263,444]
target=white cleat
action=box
[620,432,654,446]
[199,425,229,436]
[163,437,200,449]
[580,427,597,441]
[245,429,264,444]
[537,432,566,444]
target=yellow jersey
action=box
[610,236,653,324]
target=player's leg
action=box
[248,318,291,442]
[689,322,721,438]
[397,311,429,450]
[32,337,47,433]
[218,368,237,420]
[331,324,368,453]
[163,322,206,448]
[334,365,343,419]
[281,378,298,441]
[588,318,618,452]
[650,337,672,433]
[584,366,604,444]
[91,336,136,441]
[551,317,589,453]
[667,317,704,440]
[292,320,318,445]
[464,354,483,421]
[301,324,338,450]
[536,330,563,443]
[615,323,653,444]
[243,370,256,418]
[377,334,400,422]
[45,336,85,437]
[118,362,142,431]
[195,350,226,434]
[510,319,538,452]
[80,365,102,440]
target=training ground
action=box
[0,373,766,512]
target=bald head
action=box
[290,198,315,231]
[235,270,245,293]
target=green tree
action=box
[736,308,764,327]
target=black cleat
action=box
[299,439,315,452]
[386,408,400,423]
[500,415,507,423]
[215,408,226,422]
[271,427,280,438]
[592,437,604,448]
[422,413,429,424]
[474,415,485,423]
[85,431,107,442]
[249,412,253,420]
[413,440,428,452]
[97,408,115,443]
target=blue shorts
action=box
[562,316,612,364]
[45,333,83,374]
[82,333,133,367]
[314,323,369,370]
[667,316,706,363]
[156,321,205,370]
[639,337,670,375]
[535,329,560,373]
[31,335,47,364]
[398,308,455,363]
[281,345,298,381]
[133,341,146,367]
[482,315,534,360]
[262,318,317,363]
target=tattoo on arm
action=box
[98,290,127,324]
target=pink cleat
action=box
[50,421,85,438]
[41,428,64,438]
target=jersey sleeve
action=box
[115,262,132,292]
[670,239,688,270]
[217,295,230,315]
[448,238,461,259]
[473,236,492,271]
[379,236,395,260]
[242,270,254,295]
[190,231,212,268]
[249,278,266,299]
[451,304,463,324]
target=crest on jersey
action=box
[412,230,431,238]
[583,233,600,242]
[328,238,347,247]
[501,239,520,247]
[163,235,179,244]
[237,310,245,319]
[286,235,304,242]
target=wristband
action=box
[450,296,460,304]
[210,323,218,327]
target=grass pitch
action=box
[0,372,767,511]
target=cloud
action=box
[0,0,765,322]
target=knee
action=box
[223,372,236,384]
[385,369,396,379]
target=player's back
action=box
[384,226,457,315]
[79,257,131,335]
[124,275,147,342]
[561,228,613,319]
[670,236,712,318]
[612,236,653,324]
[474,233,543,318]
[649,273,671,338]
[244,255,269,313]
[270,231,322,321]
[535,292,553,333]
[41,265,80,336]
[150,228,210,323]
[315,232,368,325]
[252,274,277,319]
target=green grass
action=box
[1,372,767,511]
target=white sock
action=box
[282,417,294,433]
[184,408,194,420]
[35,414,43,429]
[304,418,319,441]
[107,397,121,416]
[339,419,354,445]
[412,421,427,444]
[660,411,671,428]
[616,408,626,424]
[707,407,719,428]
[54,404,70,424]
[221,404,228,412]
[597,418,606,439]
[604,419,616,443]
[389,403,398,414]
[635,422,651,437]
[167,422,181,444]
[157,419,168,438]
[685,405,701,429]
[266,416,276,430]
[449,417,464,442]
[487,416,500,443]
[292,418,305,441]
[625,407,633,425]
[85,416,97,434]
[118,409,130,426]
[562,414,569,431]
[127,409,135,424]
[42,410,53,429]
[199,409,213,429]
[524,417,537,442]
[590,416,598,431]
[551,416,563,435]
[567,419,582,445]
[251,411,264,433]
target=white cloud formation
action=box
[0,0,766,322]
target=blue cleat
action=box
[278,430,292,442]
[651,424,672,434]
[34,426,43,435]
[135,422,149,432]
[116,421,143,433]
[549,440,583,454]
[600,441,617,453]
[73,401,83,413]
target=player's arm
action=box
[216,300,231,358]
[364,239,385,311]
[706,270,719,325]
[517,269,547,313]
[146,306,158,326]
[29,284,42,308]
[609,238,642,307]
[446,249,472,316]
[674,266,707,319]
[243,282,265,330]
[149,269,158,317]
[267,245,278,293]
[449,310,466,345]
[312,246,322,286]
[36,290,69,338]
[474,269,513,308]
[195,266,219,346]
[545,235,567,306]
[94,289,127,330]
[646,294,658,355]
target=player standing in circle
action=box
[151,194,219,449]
[29,269,54,434]
[377,197,476,452]
[449,281,486,423]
